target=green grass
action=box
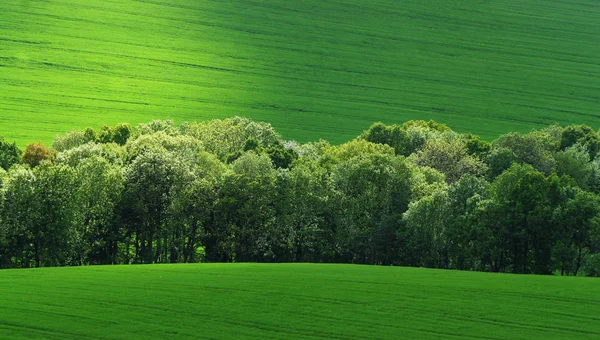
[1,0,599,146]
[0,264,599,339]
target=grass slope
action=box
[1,1,599,146]
[0,264,599,339]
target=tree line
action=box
[0,117,599,276]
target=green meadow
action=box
[1,0,599,146]
[1,264,599,339]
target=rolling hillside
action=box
[1,264,599,339]
[1,0,599,145]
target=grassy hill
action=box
[0,264,599,339]
[1,0,599,146]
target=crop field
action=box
[1,0,599,146]
[0,264,599,339]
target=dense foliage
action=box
[1,118,599,276]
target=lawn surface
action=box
[1,0,599,146]
[0,263,599,339]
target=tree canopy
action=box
[1,118,600,276]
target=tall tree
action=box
[0,137,22,171]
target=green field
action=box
[1,0,599,146]
[0,264,599,339]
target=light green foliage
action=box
[402,189,450,268]
[53,131,87,152]
[411,138,487,183]
[56,142,125,168]
[399,125,456,156]
[136,120,177,136]
[72,156,125,265]
[401,175,491,269]
[1,163,78,267]
[183,117,281,162]
[560,125,600,160]
[407,164,447,200]
[324,139,395,162]
[169,152,226,263]
[3,117,600,276]
[125,131,203,162]
[331,154,413,264]
[215,152,278,262]
[555,145,600,191]
[3,1,600,146]
[275,160,333,262]
[492,130,559,175]
[183,119,247,160]
[1,264,600,339]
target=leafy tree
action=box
[83,127,97,143]
[359,122,404,155]
[112,123,134,145]
[214,152,278,262]
[169,152,226,263]
[0,166,37,267]
[56,142,125,168]
[182,117,281,161]
[552,190,600,276]
[324,139,395,163]
[560,125,599,160]
[489,164,570,274]
[555,145,600,191]
[22,142,53,168]
[97,125,114,144]
[411,138,487,183]
[402,189,450,268]
[73,156,125,265]
[53,131,86,152]
[275,159,334,262]
[462,133,491,160]
[331,154,413,264]
[0,137,21,170]
[122,147,176,263]
[1,163,77,267]
[492,130,558,175]
[486,147,518,179]
[136,120,177,136]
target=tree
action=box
[560,125,599,160]
[554,145,600,191]
[492,130,558,175]
[489,164,570,274]
[275,159,335,262]
[0,137,22,171]
[122,147,176,263]
[359,122,404,155]
[73,156,125,265]
[552,190,600,276]
[402,189,450,268]
[169,152,226,263]
[83,127,97,143]
[97,125,114,144]
[214,152,278,262]
[331,154,413,264]
[462,133,491,160]
[22,142,53,168]
[324,139,395,163]
[0,166,37,267]
[486,147,517,179]
[1,163,77,267]
[112,123,134,145]
[53,131,86,152]
[412,138,487,183]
